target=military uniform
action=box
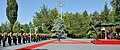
[0,33,3,46]
[28,33,30,43]
[8,33,12,46]
[22,33,26,44]
[38,34,41,41]
[18,33,21,44]
[3,33,7,47]
[35,34,38,42]
[13,33,17,45]
[31,33,35,42]
[25,33,28,43]
[33,34,36,42]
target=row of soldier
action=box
[0,33,51,47]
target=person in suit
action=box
[57,33,61,42]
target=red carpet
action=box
[16,40,92,50]
[91,39,120,44]
[53,40,92,44]
[16,40,57,50]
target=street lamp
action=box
[58,1,65,20]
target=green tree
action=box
[13,21,21,33]
[1,21,10,33]
[6,0,18,32]
[110,0,120,21]
[109,8,116,21]
[22,24,29,33]
[33,5,59,34]
[63,12,74,35]
[33,4,49,33]
[91,11,101,25]
[1,23,7,33]
[51,17,64,35]
[0,26,1,33]
[48,7,58,30]
[29,22,35,33]
[100,3,110,21]
[82,10,91,37]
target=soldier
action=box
[13,33,17,45]
[22,33,26,44]
[41,34,43,41]
[8,32,12,46]
[0,33,3,46]
[38,34,41,41]
[25,33,28,43]
[31,33,34,42]
[33,33,36,42]
[18,33,21,44]
[3,33,7,47]
[28,33,30,43]
[35,34,38,42]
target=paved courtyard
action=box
[1,39,120,50]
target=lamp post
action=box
[58,1,64,20]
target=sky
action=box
[0,0,112,25]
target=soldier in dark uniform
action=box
[3,33,7,47]
[35,34,38,42]
[28,33,30,43]
[25,33,28,43]
[13,33,17,45]
[41,34,43,41]
[8,33,12,46]
[18,33,21,44]
[38,34,41,41]
[33,33,36,42]
[22,33,26,44]
[31,33,34,42]
[0,33,3,46]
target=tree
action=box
[51,17,64,35]
[110,0,120,21]
[0,26,1,33]
[91,11,101,25]
[48,7,58,30]
[81,10,91,37]
[1,23,7,33]
[6,0,18,32]
[33,4,49,33]
[13,21,21,33]
[1,21,10,33]
[109,8,116,21]
[63,12,74,35]
[21,24,29,33]
[33,5,59,34]
[100,3,110,21]
[29,22,35,33]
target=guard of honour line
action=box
[0,32,51,47]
